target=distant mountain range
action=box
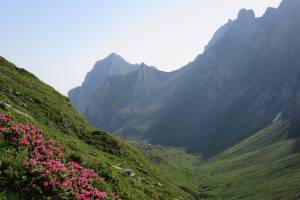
[69,0,300,158]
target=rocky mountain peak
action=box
[139,62,157,71]
[105,53,124,62]
[140,62,147,68]
[263,7,277,18]
[68,54,139,114]
[279,0,300,10]
[237,9,255,22]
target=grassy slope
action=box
[0,57,192,200]
[134,142,203,197]
[138,121,300,200]
[2,56,299,200]
[200,121,300,200]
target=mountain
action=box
[69,53,139,114]
[148,0,300,156]
[69,0,300,157]
[147,0,300,156]
[0,57,193,200]
[85,63,172,138]
[69,55,172,139]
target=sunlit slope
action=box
[0,56,193,200]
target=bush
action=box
[0,114,119,200]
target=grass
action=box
[2,56,300,199]
[0,56,193,200]
[135,121,300,200]
[200,121,300,200]
[134,142,203,197]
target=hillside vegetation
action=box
[134,142,204,198]
[0,57,192,200]
[200,121,300,199]
[140,121,300,200]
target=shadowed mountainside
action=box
[69,0,300,158]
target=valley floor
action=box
[135,121,300,200]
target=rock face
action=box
[147,0,300,156]
[85,62,171,138]
[68,53,139,114]
[237,9,255,21]
[68,54,169,137]
[69,0,300,157]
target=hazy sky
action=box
[0,0,282,95]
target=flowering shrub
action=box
[0,114,113,200]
